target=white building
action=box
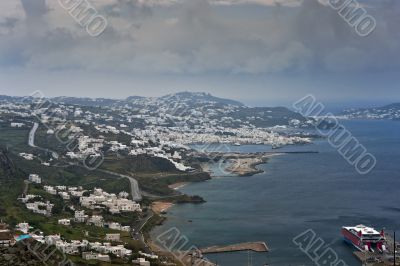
[28,174,42,184]
[16,222,30,234]
[132,258,151,266]
[58,192,70,200]
[75,210,88,223]
[11,122,25,128]
[18,194,39,203]
[82,252,110,262]
[44,186,57,195]
[19,153,34,160]
[107,222,130,232]
[87,215,104,227]
[105,234,120,242]
[45,234,62,246]
[70,190,84,197]
[25,201,53,216]
[58,219,71,226]
[56,186,67,191]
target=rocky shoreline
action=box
[224,156,268,176]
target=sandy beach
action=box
[151,201,174,214]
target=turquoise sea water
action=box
[152,120,400,266]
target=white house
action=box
[25,201,53,216]
[106,222,131,232]
[28,174,42,184]
[58,219,71,226]
[75,210,88,223]
[18,194,39,203]
[132,258,151,266]
[58,192,70,200]
[105,245,132,257]
[87,215,104,227]
[56,186,67,191]
[70,190,84,197]
[45,234,62,246]
[82,252,110,262]
[105,234,120,242]
[11,122,25,128]
[44,186,57,195]
[16,222,30,234]
[121,226,131,232]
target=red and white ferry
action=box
[341,224,387,252]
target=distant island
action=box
[340,103,400,120]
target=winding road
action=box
[28,122,59,159]
[28,122,39,147]
[97,169,142,201]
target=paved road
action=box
[97,169,142,202]
[23,180,30,195]
[28,122,39,147]
[130,210,154,253]
[28,122,59,159]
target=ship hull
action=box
[341,228,363,251]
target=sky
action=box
[0,0,399,108]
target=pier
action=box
[353,234,399,265]
[176,242,269,266]
[199,241,269,254]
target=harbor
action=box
[182,242,269,266]
[352,233,399,265]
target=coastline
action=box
[168,182,190,190]
[147,152,278,262]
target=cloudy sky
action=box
[0,0,399,107]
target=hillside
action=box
[33,92,312,128]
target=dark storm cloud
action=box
[20,0,48,18]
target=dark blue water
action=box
[152,120,400,266]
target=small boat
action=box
[341,225,387,252]
[233,143,241,146]
[272,144,282,149]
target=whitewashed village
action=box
[8,173,152,264]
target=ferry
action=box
[341,225,387,252]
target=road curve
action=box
[28,122,39,147]
[28,122,59,159]
[97,169,142,202]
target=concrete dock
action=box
[353,234,399,266]
[199,241,269,254]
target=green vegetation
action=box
[0,122,32,153]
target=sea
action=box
[151,120,400,266]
